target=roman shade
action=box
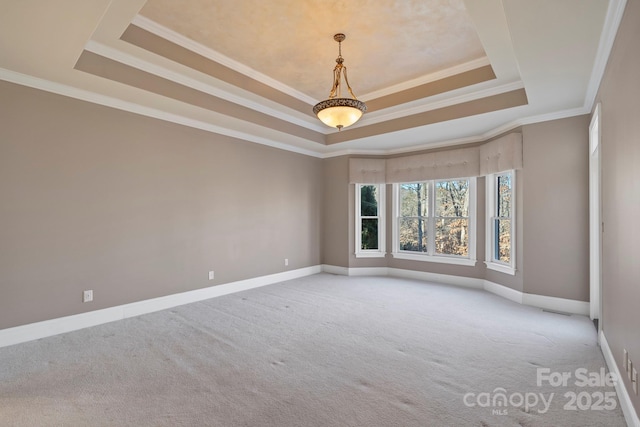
[350,132,522,183]
[349,158,386,184]
[386,147,480,183]
[479,133,523,175]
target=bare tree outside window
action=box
[398,179,470,257]
[435,180,469,256]
[494,173,512,263]
[399,182,428,252]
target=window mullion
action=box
[428,180,436,255]
[356,184,361,253]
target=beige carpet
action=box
[0,274,628,426]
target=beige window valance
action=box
[348,158,386,184]
[479,132,523,175]
[349,133,522,184]
[386,147,481,183]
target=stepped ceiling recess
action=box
[0,0,625,157]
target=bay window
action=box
[392,178,476,265]
[485,171,516,274]
[355,184,386,257]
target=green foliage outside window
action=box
[360,185,379,250]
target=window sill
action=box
[485,261,516,275]
[355,251,387,259]
[391,252,477,266]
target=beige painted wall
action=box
[330,119,590,299]
[522,116,590,301]
[0,53,607,373]
[595,0,640,414]
[321,156,350,268]
[0,81,322,329]
[484,169,524,292]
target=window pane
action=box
[495,218,511,263]
[399,218,427,252]
[361,218,379,250]
[435,218,468,256]
[360,185,378,216]
[435,180,469,217]
[400,183,428,217]
[497,174,512,217]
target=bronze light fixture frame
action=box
[313,33,367,131]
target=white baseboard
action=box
[0,265,321,349]
[347,266,390,277]
[483,280,523,304]
[322,265,486,290]
[322,265,590,316]
[321,264,350,276]
[0,265,593,349]
[600,331,640,427]
[522,292,590,316]
[388,267,484,289]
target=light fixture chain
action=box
[313,33,367,130]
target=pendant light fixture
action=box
[313,33,367,131]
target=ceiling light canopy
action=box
[313,34,367,131]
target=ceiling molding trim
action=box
[360,56,491,101]
[322,148,396,158]
[504,106,590,128]
[131,15,318,106]
[355,80,525,127]
[84,40,327,132]
[583,0,627,111]
[319,105,591,158]
[322,135,484,158]
[0,67,325,159]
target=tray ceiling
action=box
[0,0,623,157]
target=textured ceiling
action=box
[139,0,487,100]
[0,0,621,157]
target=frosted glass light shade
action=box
[313,98,367,130]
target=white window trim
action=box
[391,178,477,267]
[355,183,386,258]
[485,171,516,275]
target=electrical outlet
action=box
[284,258,289,266]
[632,367,638,395]
[208,271,215,280]
[83,290,93,303]
[624,349,629,372]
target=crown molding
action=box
[360,56,492,101]
[84,40,327,133]
[131,15,319,106]
[86,35,523,139]
[1,65,595,160]
[321,105,591,158]
[0,67,326,158]
[131,15,497,113]
[357,79,525,127]
[385,106,591,156]
[583,0,627,111]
